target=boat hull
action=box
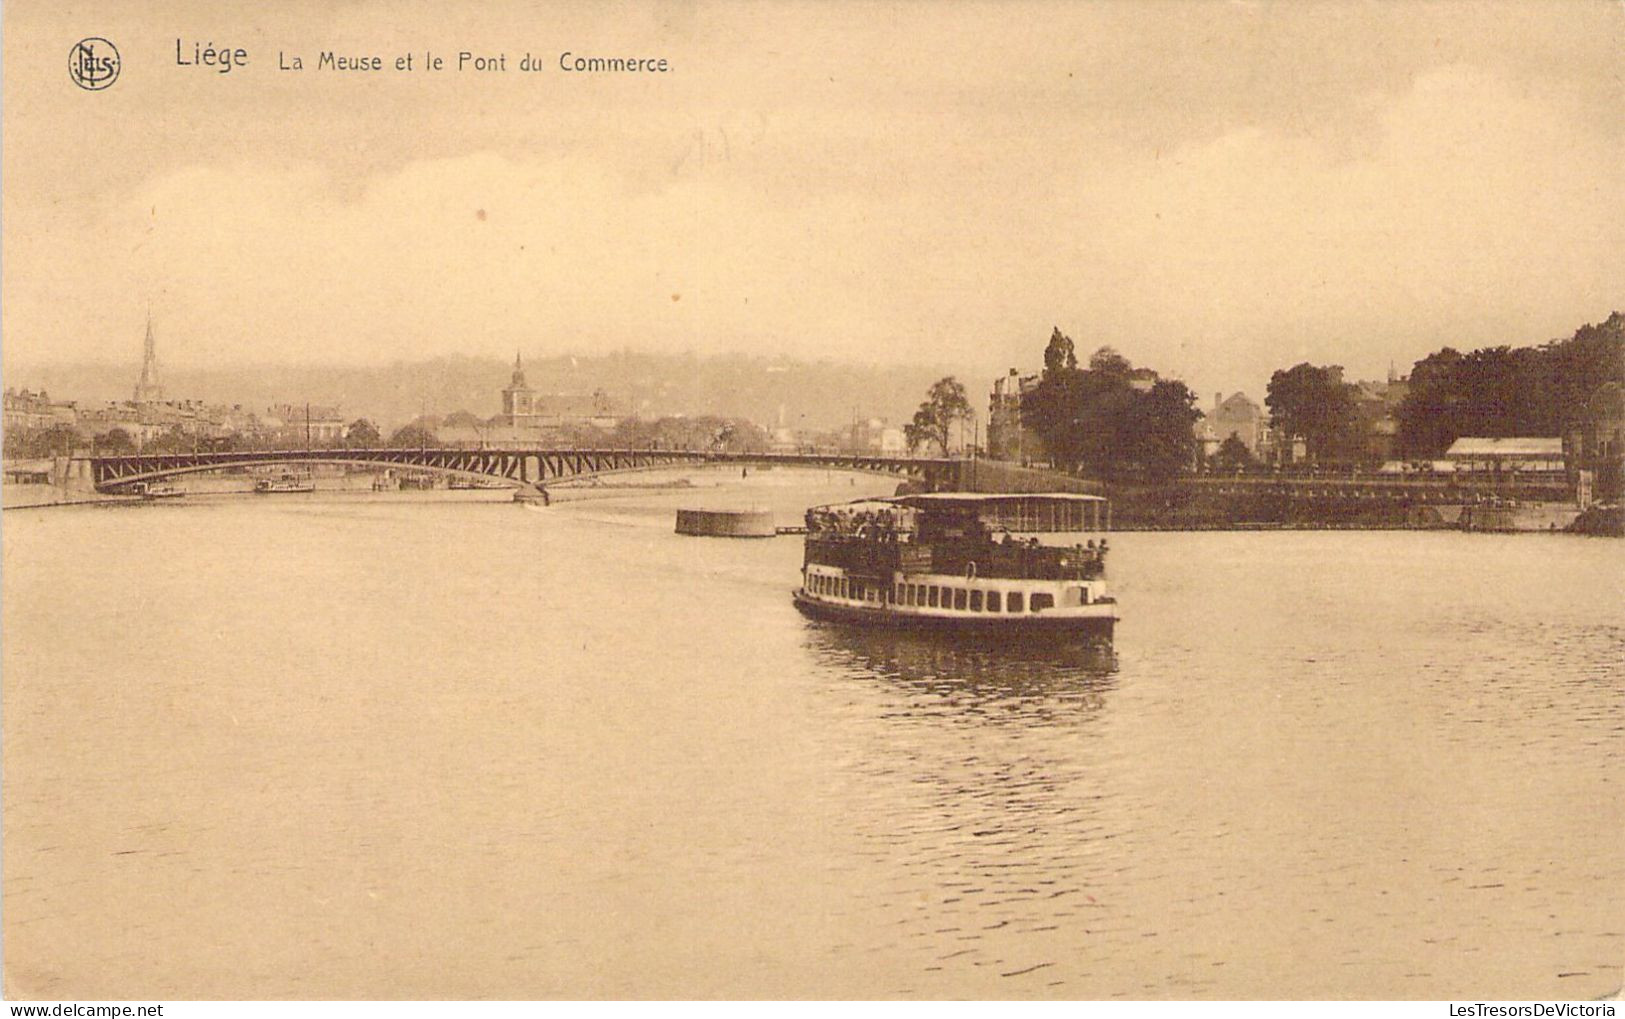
[792,590,1114,641]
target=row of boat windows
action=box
[807,573,1058,613]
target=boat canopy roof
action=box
[812,492,1106,513]
[809,491,1109,534]
[888,492,1106,507]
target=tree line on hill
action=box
[6,350,963,436]
[1265,312,1622,463]
[2,411,775,459]
[1395,312,1622,457]
[0,414,783,461]
[899,310,1621,482]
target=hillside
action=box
[5,351,988,432]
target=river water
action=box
[3,470,1622,1000]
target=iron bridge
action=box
[84,447,962,494]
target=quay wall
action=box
[933,460,1602,534]
[1101,480,1590,533]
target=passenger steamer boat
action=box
[793,493,1117,640]
[121,481,185,500]
[253,471,316,494]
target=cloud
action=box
[3,8,1619,405]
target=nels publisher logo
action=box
[69,37,120,90]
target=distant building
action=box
[76,402,162,446]
[4,463,53,484]
[767,426,800,453]
[846,417,905,455]
[1571,381,1623,500]
[1259,423,1306,466]
[3,388,76,432]
[497,351,536,425]
[87,399,263,446]
[1126,367,1160,392]
[1443,437,1566,474]
[215,405,269,439]
[987,369,1045,464]
[488,353,620,443]
[1200,392,1265,458]
[1349,369,1409,462]
[45,312,266,448]
[264,404,346,445]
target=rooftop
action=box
[1444,437,1564,458]
[815,492,1108,513]
[892,492,1108,505]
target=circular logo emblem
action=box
[70,38,120,90]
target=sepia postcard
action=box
[2,0,1622,1007]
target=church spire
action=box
[501,349,534,422]
[134,307,164,404]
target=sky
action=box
[3,0,1621,401]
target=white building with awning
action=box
[1443,437,1566,473]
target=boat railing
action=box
[806,535,1105,581]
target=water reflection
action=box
[10,496,1621,999]
[803,622,1118,715]
[799,622,1127,993]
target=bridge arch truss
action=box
[86,447,960,493]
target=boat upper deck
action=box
[804,533,1106,582]
[806,491,1109,545]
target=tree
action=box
[346,418,382,447]
[388,423,437,448]
[1088,346,1132,379]
[4,427,36,459]
[2,423,81,459]
[1020,367,1087,471]
[1021,336,1201,479]
[1128,380,1201,481]
[94,429,137,454]
[1395,312,1625,457]
[197,433,244,454]
[41,423,80,456]
[903,377,972,455]
[1212,434,1256,472]
[1395,347,1465,457]
[1024,342,1137,474]
[143,427,195,454]
[1042,327,1078,378]
[1265,363,1360,463]
[608,415,767,453]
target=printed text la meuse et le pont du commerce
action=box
[175,39,670,74]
